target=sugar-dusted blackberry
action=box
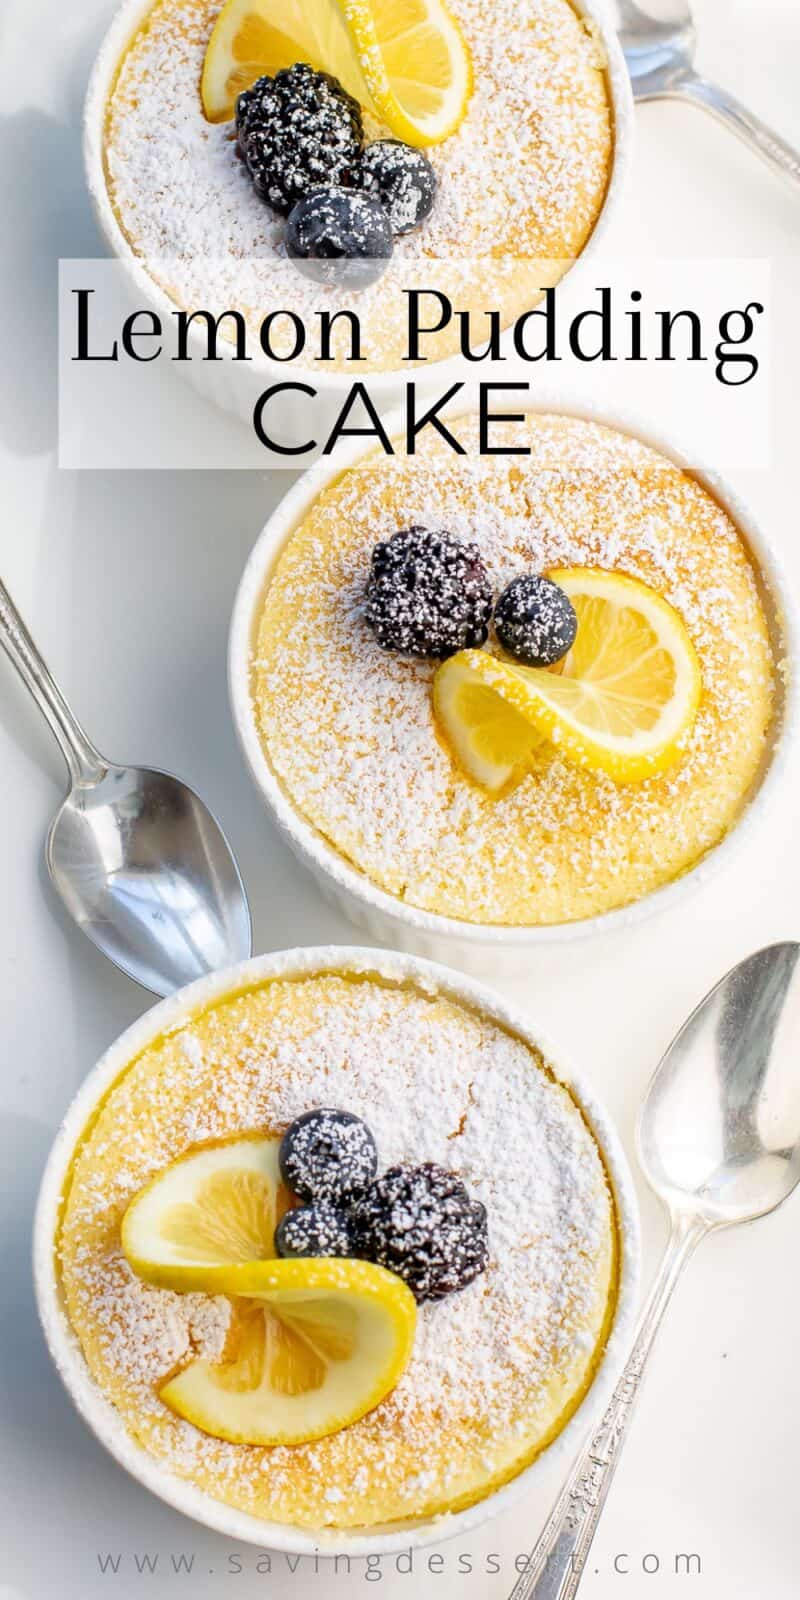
[275,1201,354,1259]
[360,139,437,235]
[236,65,363,216]
[351,1163,489,1302]
[279,1108,379,1204]
[494,574,578,667]
[286,187,392,287]
[365,527,493,658]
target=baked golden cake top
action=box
[251,415,777,926]
[103,0,613,368]
[58,969,617,1529]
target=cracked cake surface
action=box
[58,968,618,1529]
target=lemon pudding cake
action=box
[57,964,618,1530]
[100,0,614,368]
[250,413,778,927]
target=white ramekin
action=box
[228,394,798,976]
[34,945,640,1556]
[82,0,634,447]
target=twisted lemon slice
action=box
[121,1136,293,1289]
[201,0,472,145]
[434,569,702,792]
[160,1258,417,1446]
[123,1141,417,1445]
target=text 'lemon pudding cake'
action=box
[57,964,619,1530]
[249,413,778,928]
[100,0,614,368]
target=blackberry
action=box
[286,187,392,287]
[236,65,363,216]
[275,1202,354,1259]
[351,1163,489,1302]
[494,574,578,667]
[279,1108,379,1204]
[365,526,493,658]
[361,139,437,235]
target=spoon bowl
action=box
[0,580,252,996]
[614,0,800,186]
[48,763,252,995]
[511,942,800,1600]
[614,1,695,98]
[638,942,800,1225]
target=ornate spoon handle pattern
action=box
[0,579,105,784]
[509,1215,706,1600]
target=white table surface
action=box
[2,1,800,1596]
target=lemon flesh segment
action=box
[121,1137,293,1289]
[201,0,473,145]
[201,0,367,123]
[433,570,702,789]
[433,653,544,793]
[159,1258,417,1446]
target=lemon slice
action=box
[159,1258,417,1446]
[433,569,702,790]
[121,1137,293,1289]
[433,660,543,794]
[201,0,472,145]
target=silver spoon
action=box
[0,578,252,996]
[615,0,800,186]
[510,940,800,1600]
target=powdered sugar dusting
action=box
[59,969,617,1528]
[253,414,777,926]
[103,0,613,367]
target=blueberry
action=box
[286,187,393,287]
[365,526,493,658]
[275,1201,354,1259]
[360,139,437,235]
[279,1108,379,1204]
[494,575,578,667]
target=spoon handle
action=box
[677,74,800,189]
[0,579,105,785]
[508,1214,706,1600]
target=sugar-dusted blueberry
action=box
[275,1201,354,1259]
[365,526,493,658]
[494,574,578,667]
[279,1108,379,1204]
[360,139,437,235]
[286,187,392,287]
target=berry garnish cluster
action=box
[275,1108,488,1303]
[365,527,579,666]
[236,64,437,287]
